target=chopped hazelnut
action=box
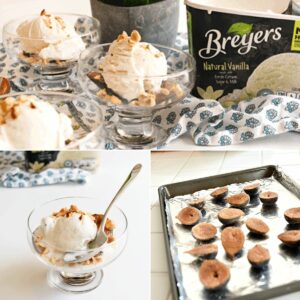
[130,30,141,43]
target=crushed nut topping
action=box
[130,30,141,43]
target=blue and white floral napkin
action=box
[1,33,299,148]
[0,152,89,188]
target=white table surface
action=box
[0,150,150,300]
[151,151,300,300]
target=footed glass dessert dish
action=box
[78,31,195,149]
[27,197,128,293]
[0,91,103,150]
[2,11,100,93]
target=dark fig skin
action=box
[225,193,250,208]
[221,227,245,258]
[284,208,300,224]
[185,244,218,260]
[199,260,230,290]
[245,218,269,235]
[247,245,270,267]
[191,223,217,241]
[278,230,300,247]
[176,207,201,226]
[218,208,245,225]
[259,191,278,206]
[244,183,260,196]
[189,198,206,210]
[210,187,228,200]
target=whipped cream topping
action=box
[0,95,73,150]
[17,9,85,60]
[99,30,168,101]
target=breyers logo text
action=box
[199,27,282,59]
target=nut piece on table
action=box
[247,245,270,267]
[199,260,230,290]
[218,208,245,225]
[176,207,201,226]
[191,223,217,241]
[245,217,269,235]
[221,227,245,258]
[0,77,10,95]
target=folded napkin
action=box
[0,152,89,188]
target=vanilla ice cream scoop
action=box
[17,9,85,60]
[99,30,168,101]
[38,208,97,251]
[0,95,73,150]
[246,53,300,97]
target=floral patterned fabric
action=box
[1,33,300,148]
[0,152,88,188]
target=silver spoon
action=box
[63,163,142,263]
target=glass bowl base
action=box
[106,123,168,149]
[47,269,104,294]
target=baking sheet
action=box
[159,166,300,300]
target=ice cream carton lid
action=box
[185,0,291,16]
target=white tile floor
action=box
[151,151,300,300]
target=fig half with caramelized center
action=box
[189,198,206,210]
[278,230,300,247]
[259,191,278,206]
[221,227,245,258]
[185,244,218,260]
[210,187,228,200]
[176,207,201,225]
[218,208,245,225]
[284,208,300,224]
[247,245,270,267]
[243,182,260,196]
[226,193,250,208]
[245,218,269,235]
[192,223,217,241]
[199,260,230,290]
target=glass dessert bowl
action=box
[0,91,103,150]
[78,31,195,149]
[27,197,128,293]
[2,10,100,93]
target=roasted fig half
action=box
[218,208,245,225]
[245,218,269,235]
[199,260,230,290]
[278,230,300,247]
[243,183,260,196]
[210,187,228,200]
[185,244,218,260]
[176,207,201,225]
[259,191,278,206]
[226,193,250,208]
[284,208,300,224]
[221,227,245,258]
[189,198,206,210]
[247,245,270,267]
[192,223,217,241]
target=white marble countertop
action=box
[151,151,300,300]
[0,150,150,300]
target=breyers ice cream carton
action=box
[185,0,300,107]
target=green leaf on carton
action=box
[227,22,253,36]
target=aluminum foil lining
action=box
[165,176,300,300]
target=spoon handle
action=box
[100,163,142,232]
